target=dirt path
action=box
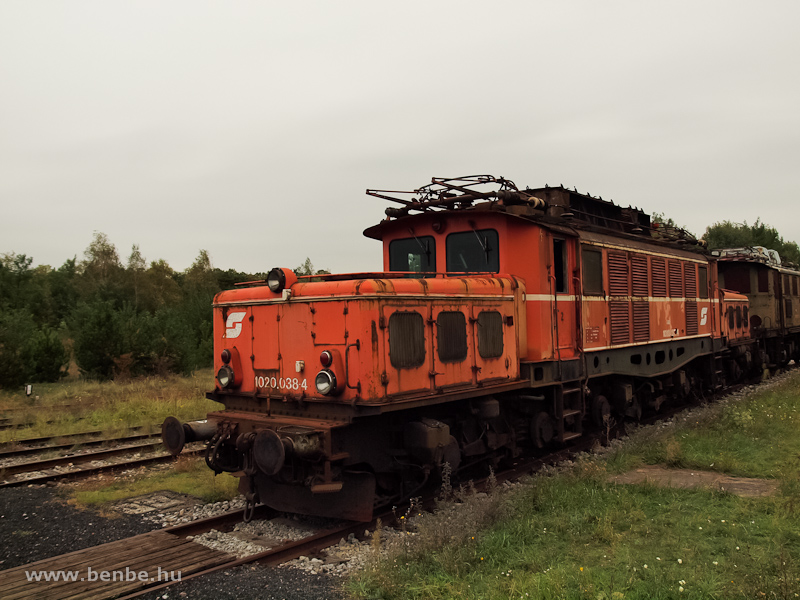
[610,465,779,497]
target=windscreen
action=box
[389,236,436,273]
[446,229,499,272]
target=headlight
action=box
[315,370,336,395]
[217,365,234,388]
[267,268,286,292]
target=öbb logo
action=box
[225,312,247,339]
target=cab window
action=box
[389,236,436,274]
[446,229,499,272]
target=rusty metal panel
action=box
[610,301,630,345]
[252,305,279,370]
[668,261,683,298]
[686,301,698,335]
[311,301,346,345]
[652,258,667,297]
[758,267,769,292]
[633,301,649,342]
[608,252,629,296]
[631,254,648,296]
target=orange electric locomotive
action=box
[162,175,757,521]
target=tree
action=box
[294,257,329,276]
[49,257,79,326]
[126,244,147,311]
[78,232,124,303]
[0,252,34,309]
[184,249,218,294]
[704,219,800,265]
[81,232,121,282]
[0,309,67,387]
[144,259,181,311]
[70,300,122,380]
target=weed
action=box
[69,456,238,505]
[0,370,219,443]
[664,437,684,467]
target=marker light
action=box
[319,350,333,367]
[221,349,232,364]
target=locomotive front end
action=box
[163,268,526,521]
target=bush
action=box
[70,300,123,380]
[0,309,68,387]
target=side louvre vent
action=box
[436,311,467,362]
[686,301,698,335]
[388,312,426,369]
[631,255,648,297]
[610,301,630,345]
[477,311,504,358]
[684,264,698,298]
[652,258,667,297]
[633,302,650,342]
[608,252,629,296]
[668,261,683,298]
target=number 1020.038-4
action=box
[254,376,307,391]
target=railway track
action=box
[0,503,376,600]
[0,425,159,449]
[0,443,204,488]
[0,431,161,461]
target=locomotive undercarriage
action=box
[162,340,762,522]
[162,341,766,521]
[756,329,800,371]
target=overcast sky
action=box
[2,1,799,275]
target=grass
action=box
[605,377,800,479]
[0,370,221,442]
[350,372,800,600]
[0,371,237,506]
[69,455,240,506]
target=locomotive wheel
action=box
[531,412,554,449]
[625,398,642,421]
[591,395,611,428]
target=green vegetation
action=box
[0,238,331,389]
[0,235,266,387]
[351,373,800,599]
[0,369,219,442]
[703,219,800,265]
[70,455,239,505]
[605,382,800,480]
